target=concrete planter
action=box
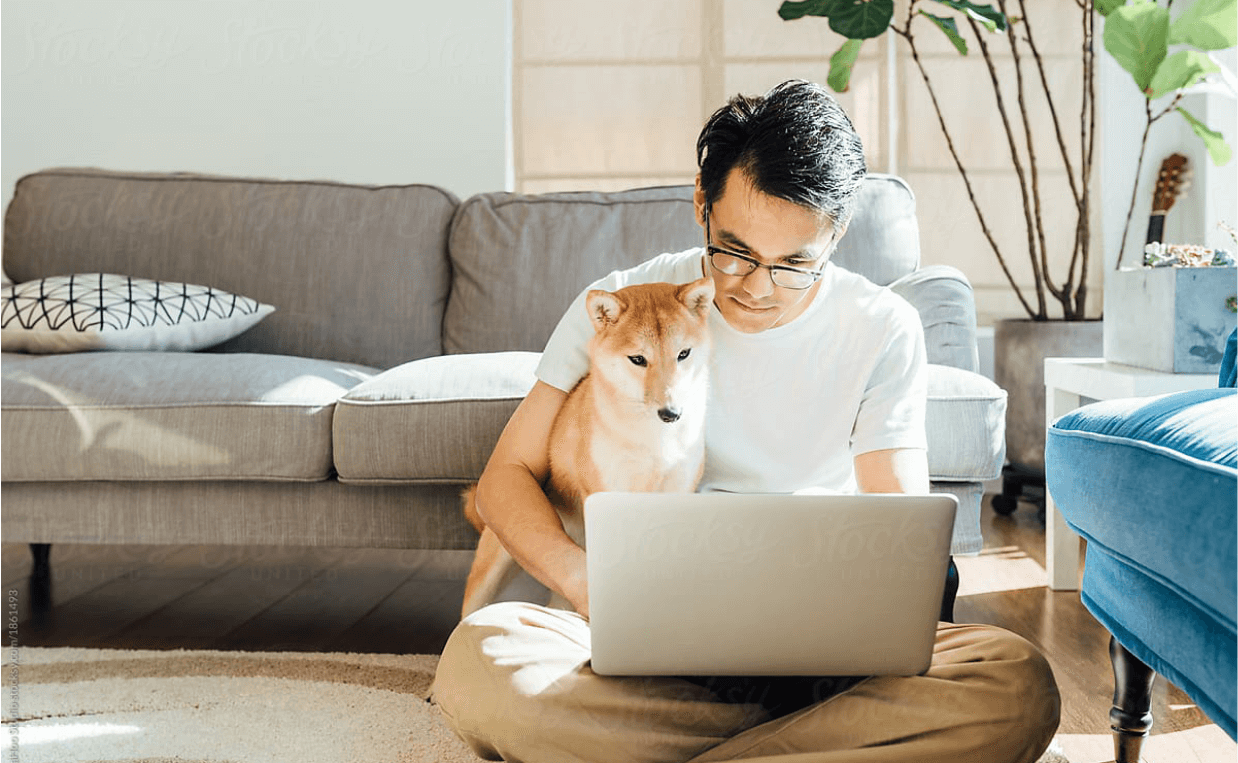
[1105,266,1238,374]
[994,319,1104,473]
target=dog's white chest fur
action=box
[588,415,704,493]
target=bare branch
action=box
[997,7,1063,317]
[899,25,1038,318]
[1114,102,1156,270]
[1017,0,1081,211]
[972,16,1047,318]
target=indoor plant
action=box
[779,0,1235,508]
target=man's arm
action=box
[473,380,592,617]
[853,448,929,495]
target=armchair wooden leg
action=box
[1110,636,1156,763]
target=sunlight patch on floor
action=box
[1057,725,1237,763]
[954,545,1048,597]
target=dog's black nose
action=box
[658,407,681,423]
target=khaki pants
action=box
[430,602,1060,763]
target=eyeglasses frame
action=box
[702,204,828,291]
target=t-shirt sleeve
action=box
[534,276,613,393]
[850,297,929,455]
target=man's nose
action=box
[742,267,776,298]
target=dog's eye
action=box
[677,349,691,361]
[628,355,647,367]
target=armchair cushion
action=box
[1046,388,1237,738]
[925,364,1006,482]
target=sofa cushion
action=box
[1,273,274,353]
[444,175,922,357]
[3,168,457,369]
[444,186,700,355]
[1,352,378,481]
[1047,388,1237,629]
[333,352,540,483]
[925,364,1007,482]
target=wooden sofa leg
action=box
[30,543,51,579]
[1110,636,1156,763]
[940,556,959,623]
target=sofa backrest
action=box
[3,168,457,369]
[443,173,921,354]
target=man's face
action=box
[695,168,841,334]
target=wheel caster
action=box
[991,493,1019,515]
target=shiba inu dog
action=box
[460,277,715,618]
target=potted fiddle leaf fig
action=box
[780,0,1096,323]
[781,0,1236,510]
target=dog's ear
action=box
[586,289,625,332]
[678,277,715,318]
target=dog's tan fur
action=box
[460,278,714,618]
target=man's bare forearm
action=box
[475,463,588,615]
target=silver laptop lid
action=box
[585,492,958,677]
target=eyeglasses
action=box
[703,205,825,291]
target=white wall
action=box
[1,0,512,208]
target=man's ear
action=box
[586,289,625,332]
[678,277,715,318]
[693,174,706,228]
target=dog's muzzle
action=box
[657,407,681,423]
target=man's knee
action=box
[971,626,1061,759]
[432,602,581,728]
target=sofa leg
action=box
[30,543,51,579]
[1110,636,1156,763]
[940,556,958,623]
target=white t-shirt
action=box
[535,248,927,494]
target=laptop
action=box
[584,491,958,677]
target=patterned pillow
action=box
[1,273,275,353]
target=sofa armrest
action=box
[889,265,979,373]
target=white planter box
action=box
[1104,266,1238,373]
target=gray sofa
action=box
[1,167,1005,571]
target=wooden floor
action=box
[3,493,1234,763]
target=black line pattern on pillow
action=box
[0,274,264,332]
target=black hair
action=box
[696,80,867,228]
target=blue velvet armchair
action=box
[1045,329,1237,763]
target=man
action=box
[431,80,1060,763]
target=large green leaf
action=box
[778,0,841,21]
[1149,49,1221,99]
[1169,0,1237,51]
[1103,2,1170,93]
[1178,107,1232,166]
[921,11,969,54]
[1096,0,1126,17]
[931,0,1006,32]
[826,0,895,39]
[828,39,865,92]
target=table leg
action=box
[1046,386,1083,591]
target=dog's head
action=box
[584,278,714,423]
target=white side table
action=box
[1043,358,1217,591]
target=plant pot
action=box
[1105,266,1238,374]
[994,318,1104,474]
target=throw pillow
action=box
[1,273,275,353]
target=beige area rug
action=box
[2,647,1070,763]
